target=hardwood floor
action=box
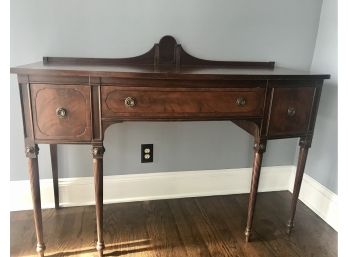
[11,191,337,257]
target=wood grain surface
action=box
[101,87,265,119]
[11,192,337,257]
[267,87,316,136]
[30,84,92,141]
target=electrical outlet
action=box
[141,144,153,163]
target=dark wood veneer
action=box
[268,87,316,136]
[101,86,265,119]
[11,35,330,257]
[30,84,92,141]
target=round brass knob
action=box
[236,97,246,106]
[56,107,67,119]
[287,107,296,117]
[124,97,136,107]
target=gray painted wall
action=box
[11,0,324,181]
[304,0,337,193]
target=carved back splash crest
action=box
[43,35,275,70]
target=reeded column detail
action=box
[245,140,267,242]
[92,145,105,256]
[287,137,311,234]
[26,144,46,257]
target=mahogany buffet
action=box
[11,36,330,257]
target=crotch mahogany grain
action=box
[10,35,331,256]
[10,192,337,257]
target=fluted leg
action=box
[26,145,46,257]
[92,145,105,257]
[245,140,266,242]
[49,144,59,209]
[287,137,311,234]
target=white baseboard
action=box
[288,167,338,231]
[11,165,338,231]
[10,165,292,210]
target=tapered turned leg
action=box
[245,141,266,242]
[92,145,105,257]
[287,137,311,234]
[26,145,46,257]
[50,144,59,209]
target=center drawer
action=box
[101,86,265,119]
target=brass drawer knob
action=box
[125,97,136,107]
[287,107,296,117]
[56,107,67,118]
[236,97,246,106]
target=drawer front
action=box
[101,87,265,119]
[30,84,92,141]
[268,87,316,136]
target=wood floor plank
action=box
[142,200,189,257]
[103,202,153,257]
[200,195,278,257]
[192,197,244,257]
[168,199,212,257]
[10,192,337,257]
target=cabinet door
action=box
[268,87,316,137]
[30,84,92,141]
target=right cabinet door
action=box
[268,87,316,137]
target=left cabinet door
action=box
[30,84,92,142]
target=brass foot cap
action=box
[245,228,252,242]
[96,241,105,251]
[286,221,294,234]
[36,243,46,253]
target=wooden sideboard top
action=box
[10,35,329,81]
[11,62,330,80]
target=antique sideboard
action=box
[11,36,330,257]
